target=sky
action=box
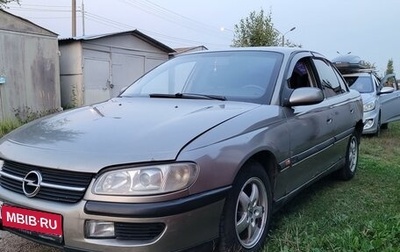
[5,0,400,76]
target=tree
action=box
[232,9,300,47]
[362,60,376,70]
[232,9,278,47]
[0,0,19,9]
[385,58,394,75]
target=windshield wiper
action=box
[149,93,226,101]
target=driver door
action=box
[379,74,400,124]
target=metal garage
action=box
[0,10,61,121]
[59,30,175,107]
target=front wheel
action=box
[337,132,359,180]
[218,161,272,252]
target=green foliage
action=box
[232,9,300,48]
[63,84,80,110]
[0,118,21,137]
[264,123,400,251]
[362,61,376,70]
[1,106,62,137]
[232,9,279,47]
[0,0,19,9]
[13,106,61,124]
[385,58,394,75]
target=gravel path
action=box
[0,230,61,252]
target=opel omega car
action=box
[0,48,363,252]
[333,55,400,135]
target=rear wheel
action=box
[218,161,271,252]
[337,132,359,180]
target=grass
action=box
[0,106,61,138]
[0,118,21,138]
[264,123,400,252]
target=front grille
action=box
[0,160,93,203]
[115,222,166,241]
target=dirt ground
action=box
[0,230,61,252]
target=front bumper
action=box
[0,186,229,252]
[362,110,379,134]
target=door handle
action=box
[327,118,333,124]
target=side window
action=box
[289,58,315,89]
[372,75,380,90]
[382,75,397,89]
[333,68,349,92]
[313,59,346,98]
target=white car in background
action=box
[333,55,400,135]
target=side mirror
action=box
[378,86,394,95]
[286,87,324,107]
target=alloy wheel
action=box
[235,177,268,249]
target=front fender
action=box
[177,106,289,195]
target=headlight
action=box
[92,163,198,195]
[363,100,376,112]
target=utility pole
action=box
[82,0,85,36]
[72,0,76,37]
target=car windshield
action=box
[120,51,283,104]
[344,76,374,93]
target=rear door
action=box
[312,58,357,172]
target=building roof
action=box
[59,30,175,53]
[0,9,57,37]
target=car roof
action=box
[342,72,373,77]
[176,46,323,58]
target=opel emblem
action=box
[22,170,42,198]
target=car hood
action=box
[0,98,259,172]
[360,93,375,104]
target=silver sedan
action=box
[0,47,363,252]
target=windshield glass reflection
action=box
[345,76,374,93]
[121,51,283,104]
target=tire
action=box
[381,123,388,130]
[218,161,272,252]
[337,132,359,180]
